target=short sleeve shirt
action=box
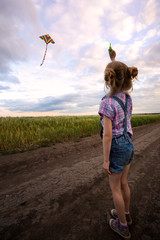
[98,92,133,137]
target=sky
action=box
[0,0,160,117]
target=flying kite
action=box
[39,34,55,66]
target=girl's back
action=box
[99,92,133,137]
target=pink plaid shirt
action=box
[98,92,133,137]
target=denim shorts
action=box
[109,133,134,174]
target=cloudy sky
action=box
[0,0,160,117]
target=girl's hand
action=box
[108,49,116,61]
[103,161,112,175]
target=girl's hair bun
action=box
[104,68,116,88]
[128,67,138,79]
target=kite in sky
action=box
[39,34,55,66]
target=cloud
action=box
[1,90,104,113]
[0,0,39,64]
[46,0,104,49]
[0,74,20,84]
[109,14,135,42]
[143,29,157,41]
[136,0,160,32]
[0,0,43,87]
[143,42,160,64]
[0,85,10,91]
[132,73,160,113]
[142,0,160,26]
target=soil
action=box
[0,121,160,240]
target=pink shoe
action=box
[109,218,131,239]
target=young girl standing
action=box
[98,48,138,239]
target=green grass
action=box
[131,114,160,127]
[0,114,160,154]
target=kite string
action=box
[40,43,48,66]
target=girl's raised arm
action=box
[108,43,116,61]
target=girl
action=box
[98,48,138,239]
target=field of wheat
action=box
[0,114,160,154]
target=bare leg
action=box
[121,164,131,212]
[109,173,127,224]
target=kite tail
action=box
[40,44,48,66]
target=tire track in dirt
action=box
[0,122,160,240]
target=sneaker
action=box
[110,209,132,225]
[109,218,131,239]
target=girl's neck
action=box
[109,89,128,96]
[108,90,121,97]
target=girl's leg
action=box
[109,173,127,224]
[121,164,131,212]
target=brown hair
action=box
[104,61,138,96]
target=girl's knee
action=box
[110,183,122,193]
[121,181,129,190]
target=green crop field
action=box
[0,114,160,154]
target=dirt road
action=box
[0,121,160,240]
